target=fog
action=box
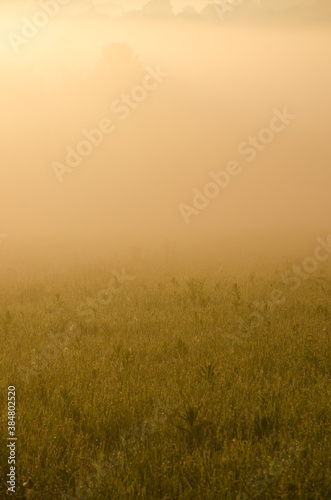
[0,1,330,272]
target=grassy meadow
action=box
[0,263,330,499]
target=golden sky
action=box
[0,0,330,268]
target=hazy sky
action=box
[0,1,330,17]
[0,0,330,269]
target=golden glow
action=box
[0,2,330,269]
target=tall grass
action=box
[0,266,330,499]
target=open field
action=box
[1,263,330,499]
[1,2,330,499]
